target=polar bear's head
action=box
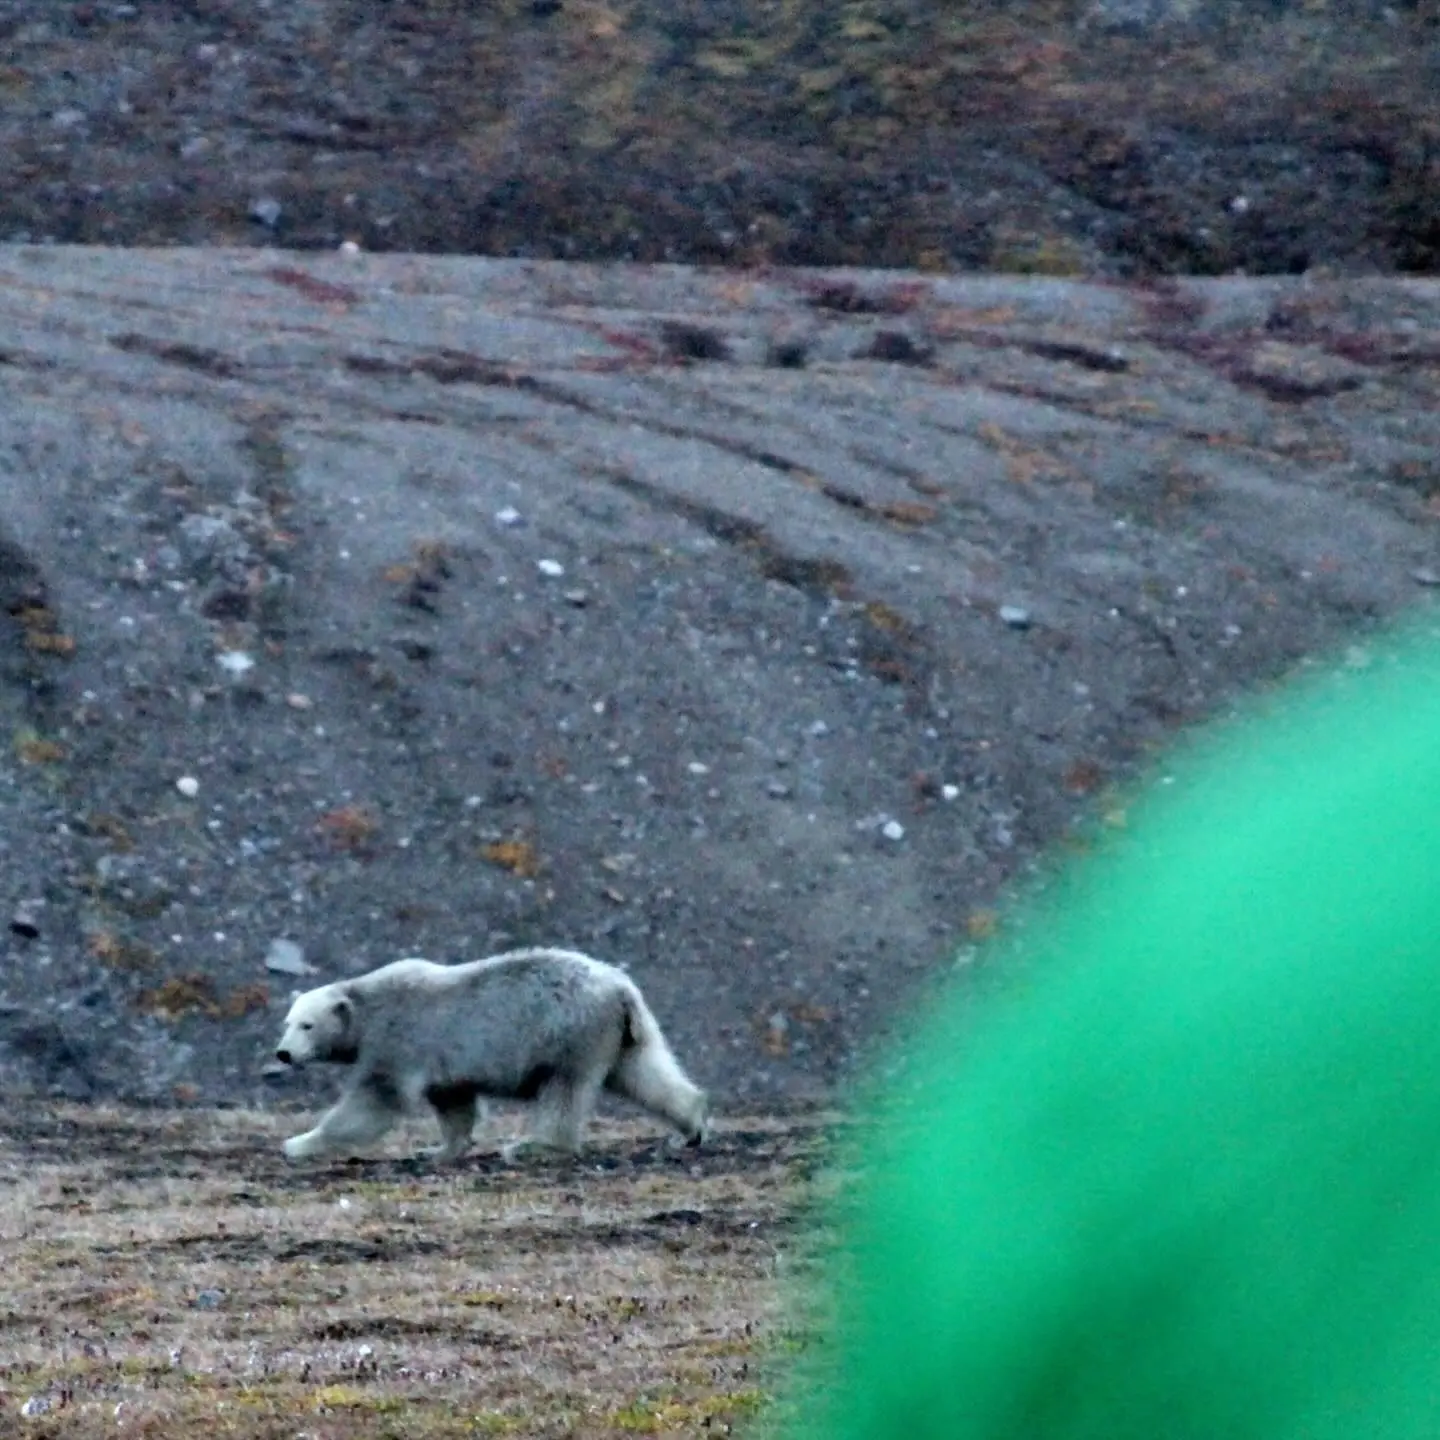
[275,983,359,1067]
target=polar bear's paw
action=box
[282,1133,321,1164]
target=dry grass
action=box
[0,1106,831,1437]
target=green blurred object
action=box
[783,620,1440,1440]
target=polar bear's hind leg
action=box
[608,1007,709,1146]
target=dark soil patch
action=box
[2,0,1436,275]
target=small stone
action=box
[176,775,200,798]
[998,604,1032,629]
[1412,567,1440,586]
[249,196,282,228]
[766,780,793,799]
[338,239,362,256]
[193,1288,225,1310]
[217,650,254,676]
[537,558,565,578]
[687,761,710,775]
[265,938,314,977]
[20,1396,51,1418]
[494,507,523,527]
[9,906,40,940]
[941,784,960,802]
[881,819,906,841]
[808,720,830,738]
[285,692,313,710]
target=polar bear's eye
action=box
[300,1022,314,1031]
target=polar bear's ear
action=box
[331,994,353,1030]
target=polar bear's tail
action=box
[609,985,710,1146]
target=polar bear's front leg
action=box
[282,1088,400,1163]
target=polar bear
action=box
[272,947,709,1164]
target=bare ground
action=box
[0,1105,826,1436]
[2,0,1438,276]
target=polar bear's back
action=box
[348,948,636,1096]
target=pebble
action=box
[808,720,830,738]
[9,905,40,939]
[941,784,960,802]
[1412,567,1440,586]
[20,1396,51,1417]
[193,1288,225,1310]
[265,938,314,977]
[216,650,254,676]
[881,819,906,841]
[537,559,565,578]
[494,507,523,527]
[687,761,710,775]
[562,589,589,607]
[176,775,200,798]
[249,196,283,228]
[766,780,793,799]
[998,604,1032,629]
[285,692,314,710]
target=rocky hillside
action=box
[1,0,1436,274]
[0,246,1437,1108]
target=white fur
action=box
[273,948,709,1164]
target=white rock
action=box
[176,776,200,798]
[216,650,254,676]
[941,784,960,802]
[494,507,522,527]
[537,558,565,578]
[881,819,905,841]
[265,938,314,977]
